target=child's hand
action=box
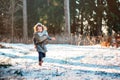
[51,37,56,40]
[34,45,37,48]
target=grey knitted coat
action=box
[33,30,51,53]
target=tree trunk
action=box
[23,0,28,43]
[64,0,71,37]
[96,0,104,36]
[11,0,15,43]
[80,10,84,35]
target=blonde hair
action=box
[33,23,47,33]
[33,24,38,33]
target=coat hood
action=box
[33,23,47,33]
[33,23,43,33]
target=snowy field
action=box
[0,43,120,80]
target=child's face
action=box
[37,26,43,32]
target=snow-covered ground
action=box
[0,43,120,80]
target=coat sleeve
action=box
[33,37,37,45]
[43,30,52,40]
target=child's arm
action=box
[35,31,54,42]
[34,32,48,43]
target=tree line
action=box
[0,0,120,43]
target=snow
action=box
[0,43,120,80]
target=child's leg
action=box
[42,52,46,57]
[38,52,44,66]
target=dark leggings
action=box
[38,52,46,61]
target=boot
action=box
[39,60,43,66]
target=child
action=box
[33,23,55,66]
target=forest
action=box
[0,0,120,44]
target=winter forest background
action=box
[0,0,120,44]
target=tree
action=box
[64,0,71,37]
[23,0,28,43]
[0,0,24,41]
[11,0,15,42]
[96,0,104,36]
[106,0,120,35]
